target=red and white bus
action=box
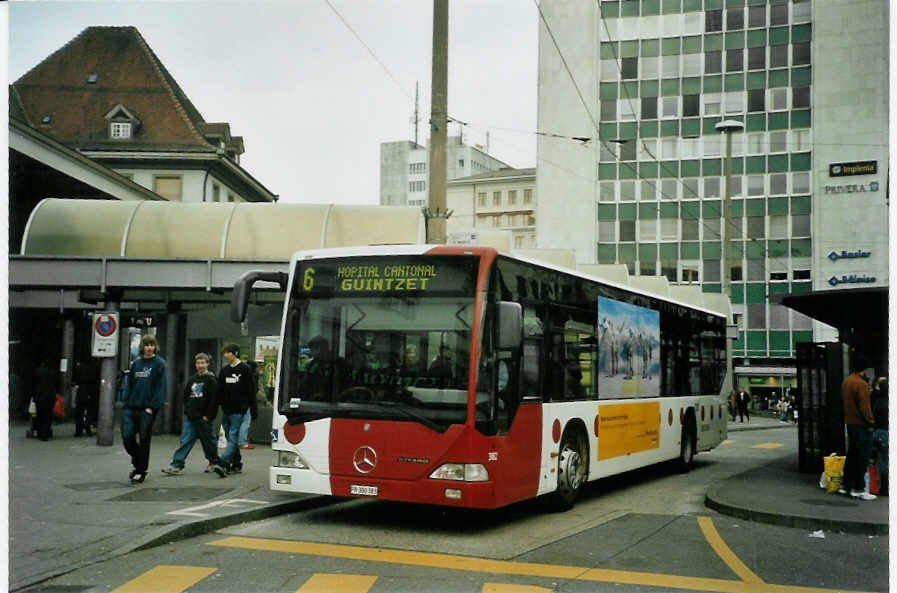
[232,245,728,510]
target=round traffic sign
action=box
[95,314,118,337]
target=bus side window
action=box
[521,306,543,399]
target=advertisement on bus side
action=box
[597,297,660,399]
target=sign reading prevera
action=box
[597,297,660,399]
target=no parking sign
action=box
[92,312,120,357]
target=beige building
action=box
[447,168,537,249]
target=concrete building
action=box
[380,136,511,207]
[446,167,538,249]
[535,0,889,393]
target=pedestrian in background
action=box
[839,355,876,500]
[73,360,99,437]
[727,391,736,422]
[161,353,226,477]
[217,344,257,474]
[871,377,888,496]
[736,388,750,423]
[31,359,57,441]
[120,335,167,485]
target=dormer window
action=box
[110,122,132,138]
[104,103,140,141]
[87,72,99,84]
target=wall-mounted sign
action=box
[91,312,120,357]
[828,274,877,287]
[827,250,871,261]
[124,315,154,328]
[829,161,877,177]
[824,181,879,195]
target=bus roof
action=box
[289,244,727,320]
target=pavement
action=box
[8,415,889,592]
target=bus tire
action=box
[678,413,696,472]
[551,427,588,511]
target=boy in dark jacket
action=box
[161,353,226,477]
[121,334,167,484]
[218,343,257,473]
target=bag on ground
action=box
[27,399,36,416]
[868,465,880,494]
[823,453,846,493]
[52,394,65,418]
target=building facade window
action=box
[508,190,517,205]
[110,122,132,139]
[493,191,501,206]
[523,188,533,204]
[153,175,182,201]
[477,192,487,207]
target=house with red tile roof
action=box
[10,25,276,204]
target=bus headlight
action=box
[429,463,489,482]
[276,450,308,469]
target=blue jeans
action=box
[171,417,222,469]
[844,425,874,492]
[121,407,156,474]
[239,411,251,446]
[219,412,246,470]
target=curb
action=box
[704,485,889,536]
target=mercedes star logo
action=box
[353,446,377,474]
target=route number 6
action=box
[303,267,315,291]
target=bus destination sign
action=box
[298,256,477,295]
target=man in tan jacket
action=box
[841,355,876,500]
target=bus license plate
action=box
[350,484,378,497]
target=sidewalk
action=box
[8,420,325,592]
[709,416,889,535]
[9,416,889,591]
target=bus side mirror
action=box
[496,301,522,351]
[231,270,288,323]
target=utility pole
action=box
[425,0,450,244]
[716,119,744,396]
[413,81,419,146]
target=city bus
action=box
[232,245,728,511]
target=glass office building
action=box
[536,0,888,384]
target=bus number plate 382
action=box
[350,484,379,496]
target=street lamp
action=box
[715,119,744,395]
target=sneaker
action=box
[161,466,183,476]
[240,444,255,450]
[212,464,227,478]
[128,469,137,480]
[130,472,146,485]
[837,487,848,495]
[226,465,243,475]
[850,490,877,501]
[204,464,213,473]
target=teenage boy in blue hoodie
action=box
[121,334,167,484]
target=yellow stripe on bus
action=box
[110,565,216,593]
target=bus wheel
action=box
[678,415,696,472]
[551,429,587,511]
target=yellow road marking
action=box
[483,584,554,592]
[209,536,871,593]
[110,565,216,593]
[697,516,763,584]
[296,573,377,593]
[752,443,784,449]
[722,439,735,445]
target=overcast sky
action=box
[8,0,539,205]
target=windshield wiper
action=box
[350,401,446,432]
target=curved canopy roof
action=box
[21,199,426,259]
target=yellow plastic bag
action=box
[823,454,846,493]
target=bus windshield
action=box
[279,256,479,432]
